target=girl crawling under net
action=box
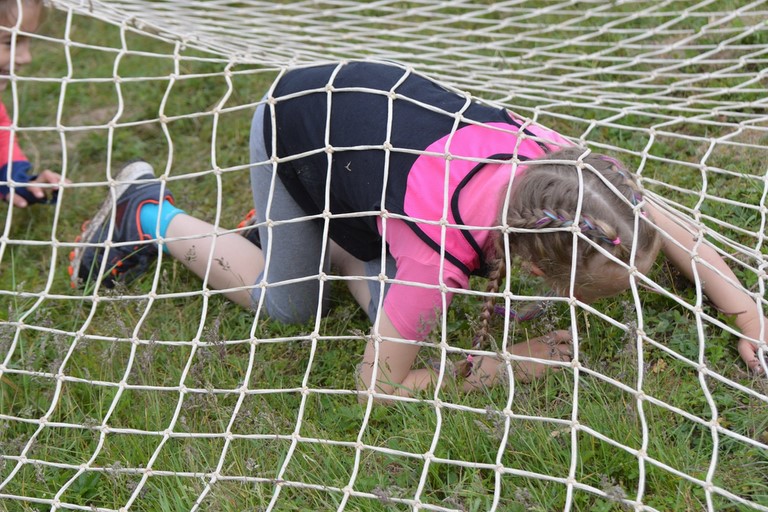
[69,61,767,399]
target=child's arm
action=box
[646,200,767,374]
[0,102,67,207]
[358,312,573,402]
[357,312,429,402]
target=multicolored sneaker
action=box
[68,161,174,289]
[236,208,261,248]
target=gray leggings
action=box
[249,103,394,323]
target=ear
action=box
[528,263,545,277]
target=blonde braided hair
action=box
[472,147,659,350]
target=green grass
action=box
[1,2,767,511]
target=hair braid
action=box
[474,234,505,350]
[516,207,629,257]
[581,216,631,260]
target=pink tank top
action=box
[383,114,572,340]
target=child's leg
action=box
[153,103,328,320]
[154,102,330,320]
[162,214,264,308]
[246,104,331,322]
[68,159,267,305]
[72,103,330,324]
[99,170,326,319]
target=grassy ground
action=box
[0,3,767,511]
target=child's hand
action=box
[8,169,68,207]
[736,315,768,375]
[738,336,767,375]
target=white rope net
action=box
[1,0,767,510]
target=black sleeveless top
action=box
[263,61,548,274]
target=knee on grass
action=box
[251,287,329,325]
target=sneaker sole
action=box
[68,161,156,288]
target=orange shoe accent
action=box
[237,209,255,230]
